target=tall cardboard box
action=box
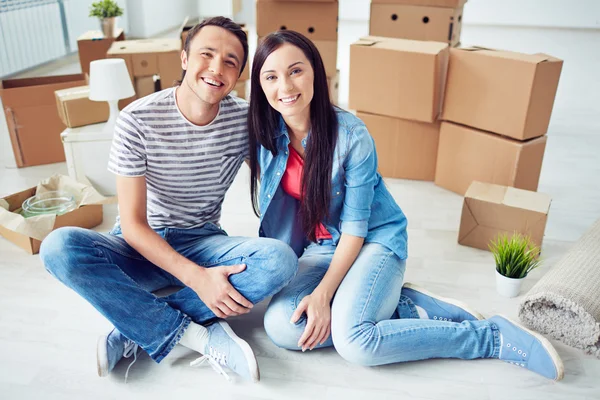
[0,74,87,167]
[372,0,466,6]
[107,39,182,91]
[327,70,339,105]
[370,4,463,47]
[55,86,109,128]
[458,181,551,251]
[349,36,448,123]
[77,29,126,76]
[435,122,547,195]
[358,111,440,180]
[258,35,337,78]
[442,48,563,141]
[256,1,338,41]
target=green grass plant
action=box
[489,232,541,279]
[89,0,123,19]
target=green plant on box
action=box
[89,0,123,19]
[489,232,541,279]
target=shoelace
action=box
[123,340,139,383]
[190,346,231,382]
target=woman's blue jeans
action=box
[40,223,298,363]
[264,241,500,365]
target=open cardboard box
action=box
[0,175,109,255]
[458,181,551,251]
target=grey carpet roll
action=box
[518,219,600,358]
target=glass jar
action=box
[21,190,77,218]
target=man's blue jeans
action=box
[40,222,298,363]
[264,241,501,365]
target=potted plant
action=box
[89,0,124,38]
[489,232,541,298]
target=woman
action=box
[247,30,563,381]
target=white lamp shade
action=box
[89,59,135,101]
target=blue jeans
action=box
[263,241,501,365]
[40,223,298,363]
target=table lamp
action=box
[89,58,135,134]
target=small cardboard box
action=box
[1,74,88,167]
[370,4,463,47]
[55,86,109,128]
[256,1,338,41]
[77,29,126,76]
[442,47,563,141]
[349,36,448,123]
[372,0,467,7]
[458,181,551,251]
[358,111,440,180]
[327,70,339,105]
[0,175,106,255]
[258,36,337,78]
[107,39,182,91]
[435,122,547,195]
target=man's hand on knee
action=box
[188,264,254,318]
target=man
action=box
[40,17,298,383]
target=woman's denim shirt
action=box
[257,108,408,260]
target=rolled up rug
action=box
[518,219,600,358]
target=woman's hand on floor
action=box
[291,293,332,351]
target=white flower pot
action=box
[495,270,524,298]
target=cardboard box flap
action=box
[458,200,479,242]
[465,181,507,205]
[55,86,90,101]
[1,74,86,90]
[503,187,551,214]
[78,28,124,41]
[457,47,556,64]
[357,36,448,54]
[465,181,550,214]
[108,39,181,55]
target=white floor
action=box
[1,21,600,400]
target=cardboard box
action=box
[458,181,551,251]
[77,29,126,76]
[107,39,182,91]
[349,36,448,123]
[372,0,467,7]
[0,74,88,167]
[328,70,339,105]
[0,185,103,255]
[258,36,337,78]
[370,4,463,47]
[256,1,338,41]
[358,111,440,180]
[134,76,158,98]
[233,80,247,100]
[55,86,109,128]
[442,47,563,141]
[435,122,547,195]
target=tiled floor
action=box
[1,21,599,400]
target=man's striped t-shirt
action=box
[108,87,249,229]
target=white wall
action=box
[339,0,600,29]
[126,0,198,38]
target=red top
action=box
[280,145,332,240]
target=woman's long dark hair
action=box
[248,30,338,242]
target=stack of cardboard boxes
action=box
[256,0,339,104]
[370,0,466,47]
[435,47,564,196]
[106,38,182,102]
[349,36,449,181]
